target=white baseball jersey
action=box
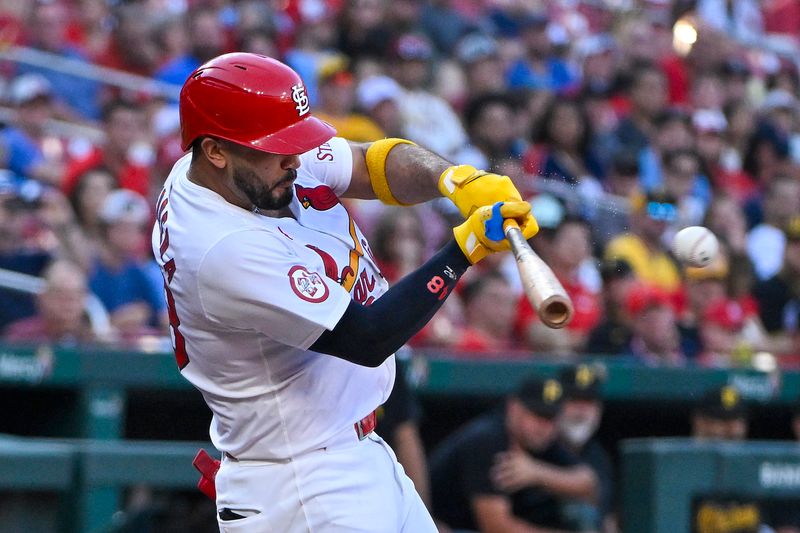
[152,137,393,461]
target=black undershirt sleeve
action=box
[309,239,470,367]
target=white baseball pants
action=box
[214,430,437,532]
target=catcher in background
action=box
[153,52,537,532]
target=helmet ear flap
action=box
[179,53,335,155]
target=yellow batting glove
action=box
[454,201,539,264]
[439,164,523,217]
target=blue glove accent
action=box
[484,201,506,242]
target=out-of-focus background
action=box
[0,0,798,532]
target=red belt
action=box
[355,410,377,440]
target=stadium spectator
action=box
[722,99,757,178]
[697,297,762,368]
[559,364,617,533]
[389,32,471,163]
[574,34,618,98]
[62,99,153,201]
[452,273,521,357]
[356,75,404,138]
[742,121,793,193]
[463,92,526,174]
[2,259,95,346]
[314,56,384,142]
[605,190,682,293]
[154,6,228,86]
[696,0,764,46]
[692,385,749,441]
[638,109,695,194]
[586,259,637,356]
[703,194,749,258]
[591,151,639,247]
[18,0,102,119]
[454,33,506,100]
[89,189,165,337]
[746,176,800,281]
[0,74,66,186]
[430,376,598,532]
[66,0,113,60]
[680,254,732,360]
[96,3,159,77]
[369,207,460,349]
[0,178,92,329]
[623,283,685,366]
[336,0,391,61]
[505,12,577,94]
[371,207,427,284]
[753,215,800,359]
[660,148,710,229]
[524,98,605,186]
[611,61,669,160]
[66,167,116,248]
[517,216,601,356]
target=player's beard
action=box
[233,167,296,211]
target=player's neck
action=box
[188,162,250,211]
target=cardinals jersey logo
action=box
[288,266,329,303]
[295,184,340,211]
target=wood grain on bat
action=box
[504,220,573,329]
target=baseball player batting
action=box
[152,52,538,532]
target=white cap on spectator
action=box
[152,104,181,138]
[357,75,403,112]
[455,33,499,64]
[8,74,52,106]
[692,108,727,134]
[761,89,797,112]
[99,189,150,225]
[530,193,565,230]
[575,34,616,62]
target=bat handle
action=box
[503,219,531,262]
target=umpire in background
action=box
[429,376,597,532]
[559,364,617,533]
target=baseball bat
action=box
[503,220,574,329]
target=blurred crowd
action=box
[0,0,799,370]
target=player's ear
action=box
[200,137,229,170]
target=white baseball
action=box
[672,226,719,267]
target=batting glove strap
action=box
[438,164,524,218]
[454,201,536,264]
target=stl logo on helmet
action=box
[291,83,310,116]
[288,266,329,303]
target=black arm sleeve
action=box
[309,239,470,367]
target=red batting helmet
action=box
[179,53,336,154]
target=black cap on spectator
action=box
[696,385,747,420]
[519,12,548,29]
[560,364,604,401]
[611,150,640,177]
[723,58,751,78]
[600,258,633,284]
[514,377,564,419]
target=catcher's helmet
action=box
[179,53,335,154]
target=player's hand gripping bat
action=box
[503,220,573,329]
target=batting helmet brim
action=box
[244,115,337,155]
[185,115,337,155]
